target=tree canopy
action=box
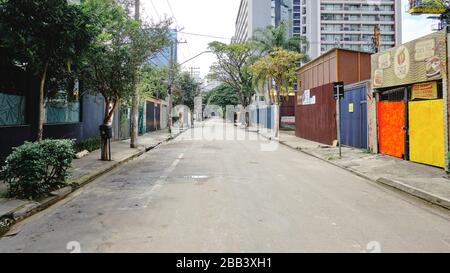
[205,84,239,114]
[0,0,95,140]
[252,21,309,62]
[138,64,169,100]
[208,41,255,108]
[80,0,172,125]
[173,71,200,111]
[251,47,302,103]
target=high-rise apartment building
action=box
[234,0,401,59]
[233,0,293,43]
[297,0,402,59]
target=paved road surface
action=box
[1,119,450,252]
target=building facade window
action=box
[0,92,26,126]
[45,86,80,124]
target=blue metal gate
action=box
[340,84,368,149]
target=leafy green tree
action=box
[252,21,309,61]
[173,71,200,111]
[80,0,171,160]
[251,47,302,137]
[206,84,239,114]
[252,48,303,102]
[138,64,169,100]
[208,42,255,111]
[251,21,309,104]
[0,0,94,141]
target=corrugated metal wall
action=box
[340,84,368,149]
[295,83,337,145]
[280,96,295,117]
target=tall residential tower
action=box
[297,0,402,59]
[233,0,293,43]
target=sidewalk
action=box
[0,129,177,232]
[252,126,450,210]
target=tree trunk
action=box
[274,82,281,140]
[101,99,117,161]
[130,91,139,148]
[268,80,273,105]
[37,62,49,141]
[131,0,140,148]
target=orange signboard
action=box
[411,81,438,100]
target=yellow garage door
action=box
[409,99,445,168]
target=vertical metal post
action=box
[337,85,342,158]
[445,32,450,172]
[168,41,174,134]
[404,87,409,161]
[108,138,112,161]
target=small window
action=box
[0,92,26,126]
[45,80,80,124]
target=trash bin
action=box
[99,125,113,139]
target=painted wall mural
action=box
[371,29,447,89]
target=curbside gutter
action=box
[256,130,450,211]
[0,131,182,237]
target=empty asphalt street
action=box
[1,119,450,253]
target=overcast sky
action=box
[141,0,436,78]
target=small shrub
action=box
[74,137,101,153]
[0,139,75,200]
[0,218,13,236]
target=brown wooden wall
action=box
[298,49,371,94]
[337,50,371,84]
[298,50,337,92]
[295,83,337,145]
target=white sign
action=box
[302,89,316,105]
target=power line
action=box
[149,0,161,20]
[165,0,179,27]
[178,31,231,40]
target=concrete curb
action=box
[256,131,450,211]
[0,132,181,236]
[376,178,450,210]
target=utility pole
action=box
[167,31,187,134]
[130,0,140,148]
[168,39,174,134]
[334,82,344,159]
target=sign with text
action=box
[333,82,345,99]
[408,0,447,15]
[301,89,316,105]
[412,81,438,100]
[371,29,447,89]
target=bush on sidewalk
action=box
[74,137,101,153]
[0,139,75,200]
